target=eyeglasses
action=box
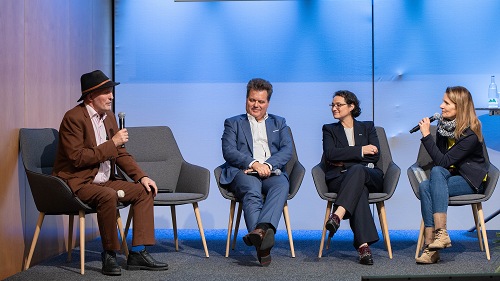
[329,103,347,109]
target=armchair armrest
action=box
[382,161,401,199]
[407,162,426,199]
[176,161,210,199]
[25,170,92,214]
[288,160,305,200]
[311,163,329,200]
[482,162,500,200]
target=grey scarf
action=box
[437,118,457,139]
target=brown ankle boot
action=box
[433,213,447,230]
[428,228,451,250]
[416,245,440,264]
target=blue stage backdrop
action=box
[115,0,500,231]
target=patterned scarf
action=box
[437,117,457,139]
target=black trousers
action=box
[327,164,384,249]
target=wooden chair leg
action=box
[193,202,209,258]
[376,204,388,251]
[68,215,74,262]
[376,202,392,259]
[232,202,242,250]
[226,200,236,257]
[472,204,484,251]
[415,219,425,259]
[116,210,128,257]
[477,203,490,260]
[79,210,85,275]
[171,206,178,252]
[120,206,133,255]
[25,212,45,270]
[283,201,295,258]
[319,201,333,258]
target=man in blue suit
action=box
[220,78,292,267]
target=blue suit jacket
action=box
[220,114,293,185]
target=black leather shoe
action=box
[127,248,168,271]
[325,213,340,235]
[101,251,121,276]
[357,245,374,265]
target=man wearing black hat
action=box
[52,70,168,275]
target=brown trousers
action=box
[76,180,155,251]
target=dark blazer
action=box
[220,113,293,185]
[52,103,147,193]
[323,120,383,182]
[421,127,487,191]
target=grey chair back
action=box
[19,128,59,175]
[19,128,92,215]
[125,126,210,205]
[125,126,184,193]
[408,125,499,205]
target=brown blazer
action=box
[52,103,146,193]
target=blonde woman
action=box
[416,86,487,264]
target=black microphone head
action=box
[429,113,441,122]
[118,111,126,119]
[274,169,282,176]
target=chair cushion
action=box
[154,193,205,205]
[449,194,486,205]
[324,192,389,202]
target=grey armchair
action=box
[19,128,128,274]
[407,125,499,260]
[214,126,305,258]
[312,126,400,258]
[121,126,210,257]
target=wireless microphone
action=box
[118,111,126,148]
[409,113,441,134]
[247,169,282,176]
[117,190,125,199]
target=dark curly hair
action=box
[333,90,361,118]
[247,78,273,101]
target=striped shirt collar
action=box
[85,104,107,121]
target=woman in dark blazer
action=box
[323,90,384,265]
[415,86,487,264]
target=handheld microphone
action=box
[118,112,126,148]
[247,169,282,177]
[409,113,441,134]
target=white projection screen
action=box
[115,0,500,230]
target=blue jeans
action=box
[419,166,482,227]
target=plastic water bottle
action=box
[489,76,498,108]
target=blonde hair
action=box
[445,86,483,142]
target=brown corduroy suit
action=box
[52,103,155,251]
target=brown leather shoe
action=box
[257,247,272,267]
[243,228,275,250]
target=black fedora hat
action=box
[78,70,120,102]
